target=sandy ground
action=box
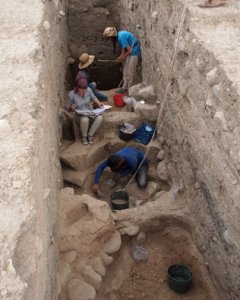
[96,229,218,300]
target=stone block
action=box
[138,85,155,100]
[128,82,144,99]
[59,141,107,171]
[120,225,139,236]
[62,169,89,187]
[104,231,121,254]
[59,261,72,288]
[214,111,228,131]
[157,149,165,161]
[67,279,96,300]
[134,231,147,244]
[148,165,159,180]
[61,250,77,264]
[134,103,158,121]
[90,257,106,276]
[206,67,218,85]
[82,264,102,290]
[152,11,159,20]
[154,190,167,200]
[157,161,169,181]
[126,181,159,200]
[99,252,113,266]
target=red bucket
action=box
[113,94,126,107]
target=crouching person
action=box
[92,147,148,194]
[66,78,104,145]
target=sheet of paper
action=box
[76,105,112,116]
[103,105,112,110]
[92,107,107,115]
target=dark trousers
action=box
[136,164,148,189]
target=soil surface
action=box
[96,229,219,300]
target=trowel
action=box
[97,189,105,199]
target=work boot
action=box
[88,135,94,144]
[82,137,88,145]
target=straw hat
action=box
[78,53,95,69]
[103,27,117,37]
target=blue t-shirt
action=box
[94,147,147,184]
[117,31,140,56]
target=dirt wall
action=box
[67,0,123,90]
[0,0,67,299]
[119,0,240,298]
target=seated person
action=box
[92,147,148,193]
[76,53,108,101]
[66,78,104,145]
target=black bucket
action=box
[119,128,135,141]
[110,191,129,210]
[168,265,192,293]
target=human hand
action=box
[95,100,104,107]
[116,56,125,63]
[71,104,77,111]
[92,183,99,194]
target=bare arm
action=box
[117,46,131,63]
[94,99,104,107]
[66,92,78,111]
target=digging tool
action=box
[97,189,105,199]
[97,59,120,63]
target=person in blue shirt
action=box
[92,147,148,194]
[103,27,141,94]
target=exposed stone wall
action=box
[119,0,240,299]
[0,0,67,299]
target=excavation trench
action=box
[2,0,240,299]
[59,131,219,300]
[56,0,240,300]
[58,1,221,300]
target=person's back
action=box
[93,147,148,193]
[114,147,147,173]
[117,31,140,56]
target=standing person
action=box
[76,53,108,101]
[66,78,104,145]
[103,27,141,94]
[92,147,148,194]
